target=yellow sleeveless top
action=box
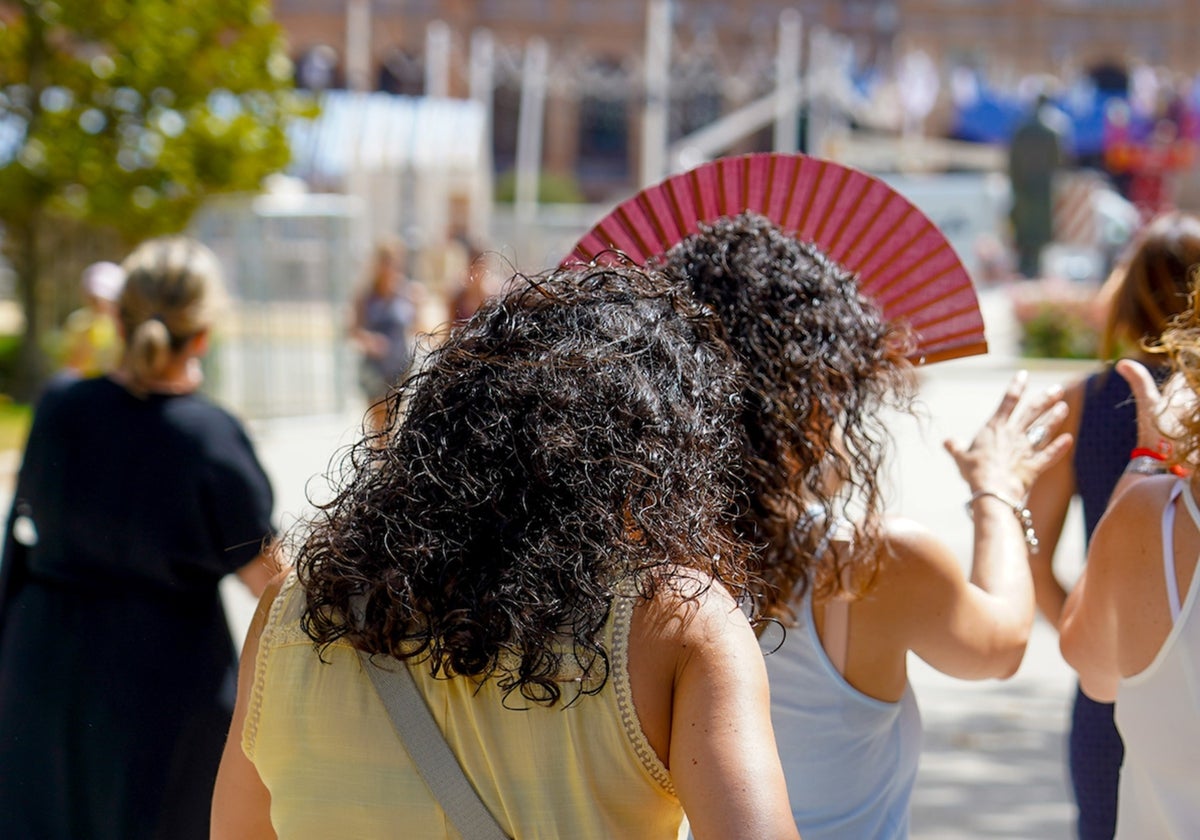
[243,572,688,839]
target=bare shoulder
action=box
[1084,476,1178,622]
[1091,476,1177,567]
[875,516,962,588]
[871,518,977,627]
[626,567,763,772]
[248,568,293,641]
[848,517,964,636]
[632,568,748,651]
[1095,476,1176,537]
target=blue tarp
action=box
[952,91,1114,157]
[951,82,1168,160]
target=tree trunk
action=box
[10,217,47,402]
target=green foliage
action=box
[0,0,309,397]
[1018,303,1101,360]
[0,331,22,394]
[0,0,305,238]
[0,397,30,452]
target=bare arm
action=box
[234,547,285,600]
[885,516,1030,680]
[630,578,798,839]
[1059,492,1131,703]
[211,572,287,840]
[901,372,1072,679]
[668,586,798,840]
[1024,379,1085,628]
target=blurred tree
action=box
[0,0,303,398]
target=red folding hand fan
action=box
[565,152,988,365]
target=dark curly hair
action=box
[654,212,916,619]
[295,261,751,706]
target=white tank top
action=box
[1114,478,1200,838]
[764,593,921,839]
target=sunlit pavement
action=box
[5,285,1084,837]
[226,287,1085,837]
[893,288,1084,839]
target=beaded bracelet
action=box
[964,490,1039,554]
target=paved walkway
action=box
[217,288,1090,838]
[5,286,1089,837]
[896,357,1083,838]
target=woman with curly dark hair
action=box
[211,261,799,839]
[657,212,1071,839]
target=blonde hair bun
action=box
[118,237,225,386]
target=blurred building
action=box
[904,0,1199,79]
[273,0,1200,200]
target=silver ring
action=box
[1026,425,1048,448]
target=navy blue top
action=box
[1074,364,1169,543]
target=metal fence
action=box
[191,193,360,420]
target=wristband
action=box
[1129,445,1190,478]
[1125,455,1168,476]
[965,490,1039,554]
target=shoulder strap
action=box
[821,598,850,675]
[1162,480,1187,622]
[1171,480,1200,622]
[357,650,512,840]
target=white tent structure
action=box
[287,91,492,254]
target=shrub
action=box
[1010,278,1105,360]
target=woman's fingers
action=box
[1020,398,1068,449]
[991,369,1029,423]
[1028,428,1074,474]
[943,373,1075,495]
[1116,358,1161,418]
[1116,357,1190,448]
[1013,384,1065,433]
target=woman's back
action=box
[766,587,921,839]
[213,263,799,839]
[18,376,271,594]
[248,573,687,839]
[0,237,275,840]
[1112,479,1200,838]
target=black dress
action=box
[0,376,274,840]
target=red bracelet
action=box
[1130,446,1190,477]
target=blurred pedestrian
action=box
[1009,93,1067,277]
[350,236,418,433]
[449,244,497,325]
[61,260,125,377]
[0,236,277,840]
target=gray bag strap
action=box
[358,650,512,840]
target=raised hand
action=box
[1115,358,1191,453]
[944,370,1074,500]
